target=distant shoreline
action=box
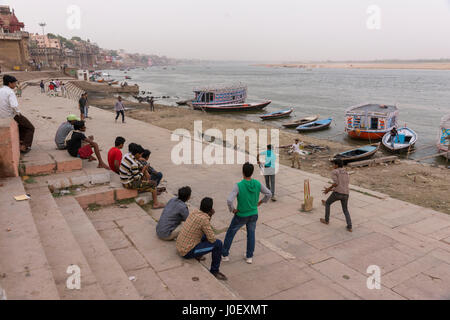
[254,62,450,71]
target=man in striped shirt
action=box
[119,144,165,209]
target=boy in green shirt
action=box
[222,162,272,264]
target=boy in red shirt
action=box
[108,137,126,173]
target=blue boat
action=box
[296,118,333,132]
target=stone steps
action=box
[0,177,60,300]
[56,197,141,300]
[20,147,82,177]
[27,186,106,300]
[74,185,138,210]
[90,204,238,300]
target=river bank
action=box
[88,95,449,215]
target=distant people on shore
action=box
[257,144,277,201]
[65,120,109,169]
[0,75,35,154]
[149,97,155,112]
[119,143,165,209]
[321,159,353,232]
[115,96,126,123]
[55,114,80,150]
[40,80,45,93]
[281,139,305,169]
[176,197,228,281]
[157,186,192,241]
[222,162,272,264]
[108,136,126,174]
[15,82,22,98]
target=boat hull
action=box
[347,129,388,140]
[297,119,333,132]
[438,145,450,159]
[283,115,319,128]
[261,109,293,120]
[382,128,418,152]
[193,101,271,112]
[332,144,380,164]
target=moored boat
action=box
[438,114,450,159]
[190,83,271,112]
[283,115,319,128]
[176,99,193,106]
[296,118,333,132]
[382,127,418,152]
[260,108,293,120]
[332,144,380,164]
[345,103,399,140]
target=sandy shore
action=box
[255,62,450,71]
[85,94,450,215]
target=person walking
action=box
[222,163,272,264]
[115,96,126,123]
[0,75,35,153]
[281,139,305,169]
[257,144,277,201]
[321,159,353,232]
[79,93,87,121]
[40,80,45,93]
[149,97,155,112]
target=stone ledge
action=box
[0,119,20,178]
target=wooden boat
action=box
[191,83,271,112]
[193,101,271,112]
[296,118,332,132]
[345,103,399,140]
[438,114,450,159]
[260,108,293,120]
[125,76,132,80]
[283,115,319,128]
[382,127,418,152]
[332,144,380,164]
[176,100,192,106]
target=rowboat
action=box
[296,118,332,132]
[283,115,319,128]
[125,76,132,80]
[176,100,193,106]
[332,144,380,164]
[382,127,418,152]
[260,108,293,120]
[192,101,271,112]
[345,103,399,140]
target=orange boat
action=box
[345,103,399,140]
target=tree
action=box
[71,36,82,42]
[47,33,57,39]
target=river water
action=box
[102,62,450,163]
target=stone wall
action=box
[0,37,29,69]
[0,119,20,178]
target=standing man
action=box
[55,114,80,150]
[281,139,305,169]
[0,75,35,154]
[177,197,228,281]
[390,126,399,148]
[40,80,45,93]
[115,96,126,123]
[79,93,87,121]
[257,144,277,201]
[321,159,353,232]
[222,162,272,264]
[149,97,155,112]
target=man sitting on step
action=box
[119,143,165,209]
[157,186,192,241]
[65,121,110,170]
[176,197,228,281]
[55,114,80,150]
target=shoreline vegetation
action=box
[253,62,450,70]
[86,93,450,215]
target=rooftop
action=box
[347,103,398,115]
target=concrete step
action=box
[0,177,60,300]
[89,203,238,300]
[74,185,138,210]
[56,197,141,300]
[20,147,82,176]
[27,186,106,300]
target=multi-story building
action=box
[30,34,61,49]
[0,5,30,70]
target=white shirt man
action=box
[0,85,20,119]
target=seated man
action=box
[157,186,192,241]
[55,114,80,150]
[65,121,110,169]
[108,136,126,174]
[141,149,164,188]
[176,198,227,281]
[119,144,165,209]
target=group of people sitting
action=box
[54,115,166,209]
[41,79,66,97]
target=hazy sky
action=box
[6,0,450,61]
